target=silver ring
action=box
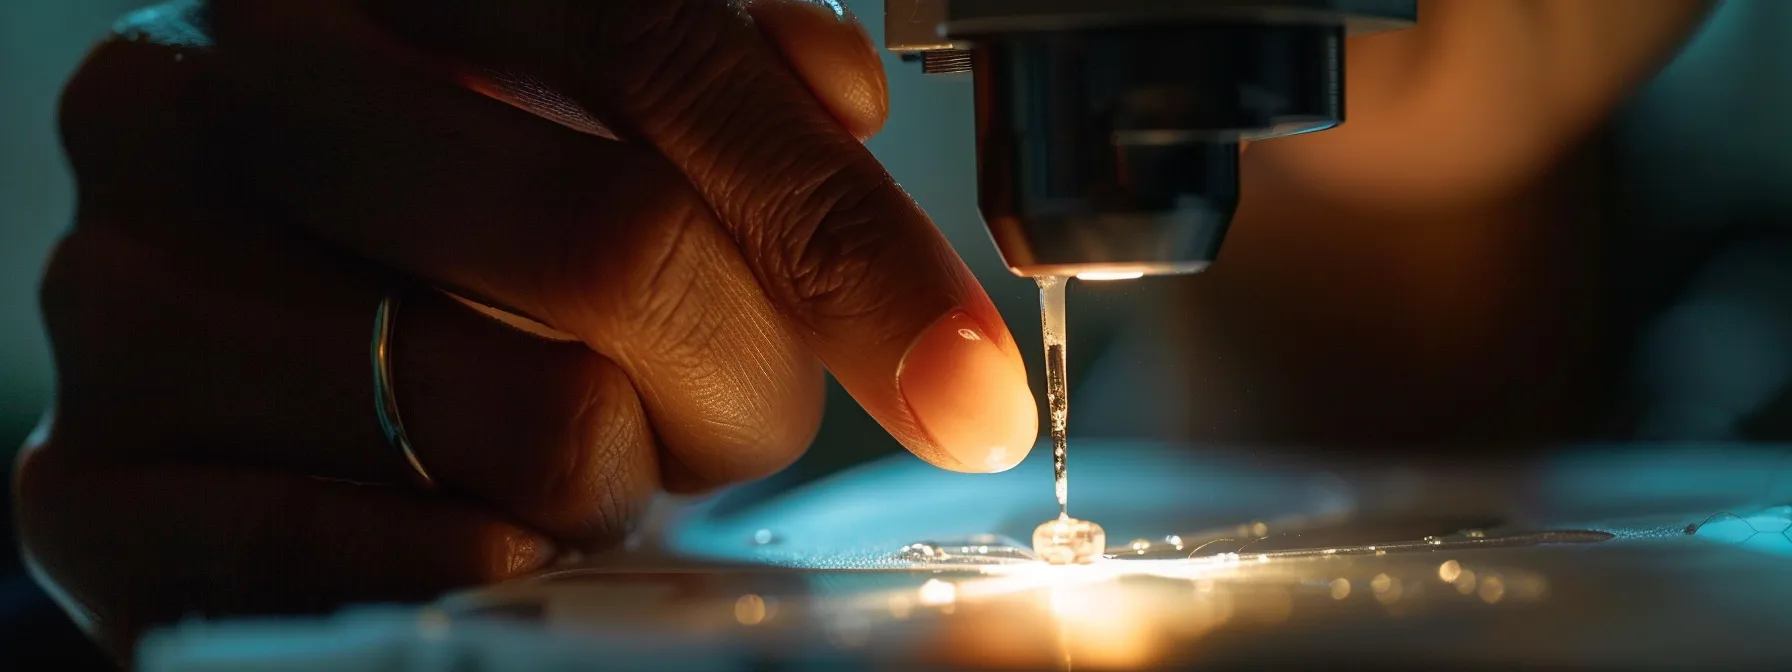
[373,292,438,490]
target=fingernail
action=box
[898,311,1038,473]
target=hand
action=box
[18,0,1037,655]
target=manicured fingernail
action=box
[898,311,1038,473]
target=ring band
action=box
[373,292,438,490]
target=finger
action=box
[40,224,660,543]
[194,2,827,487]
[358,0,1038,472]
[14,438,554,656]
[452,0,888,143]
[744,0,888,141]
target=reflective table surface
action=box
[141,442,1792,670]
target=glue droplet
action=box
[1033,517,1106,565]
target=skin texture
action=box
[17,0,1713,660]
[24,0,1032,658]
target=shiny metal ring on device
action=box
[373,291,438,490]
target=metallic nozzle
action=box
[885,0,1417,278]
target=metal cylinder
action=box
[884,0,1417,278]
[972,23,1342,277]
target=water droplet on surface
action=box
[1033,517,1106,565]
[752,529,779,545]
[896,535,1035,566]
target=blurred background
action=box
[4,0,1792,667]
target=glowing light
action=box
[1165,535,1184,550]
[1438,560,1462,583]
[752,529,777,545]
[1478,575,1506,604]
[887,595,914,620]
[1129,539,1152,554]
[919,579,958,606]
[1512,575,1548,600]
[1455,569,1478,594]
[1329,578,1351,600]
[1075,271,1146,281]
[1045,582,1163,668]
[734,594,769,625]
[1371,573,1403,604]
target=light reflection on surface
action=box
[425,444,1790,669]
[1074,271,1147,281]
[136,444,1792,670]
[1687,506,1792,556]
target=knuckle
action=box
[516,354,652,543]
[461,521,551,582]
[37,229,131,388]
[544,165,723,357]
[620,206,722,355]
[664,357,826,492]
[60,8,215,195]
[13,441,58,533]
[593,0,736,104]
[755,164,904,322]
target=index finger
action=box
[364,0,1037,472]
